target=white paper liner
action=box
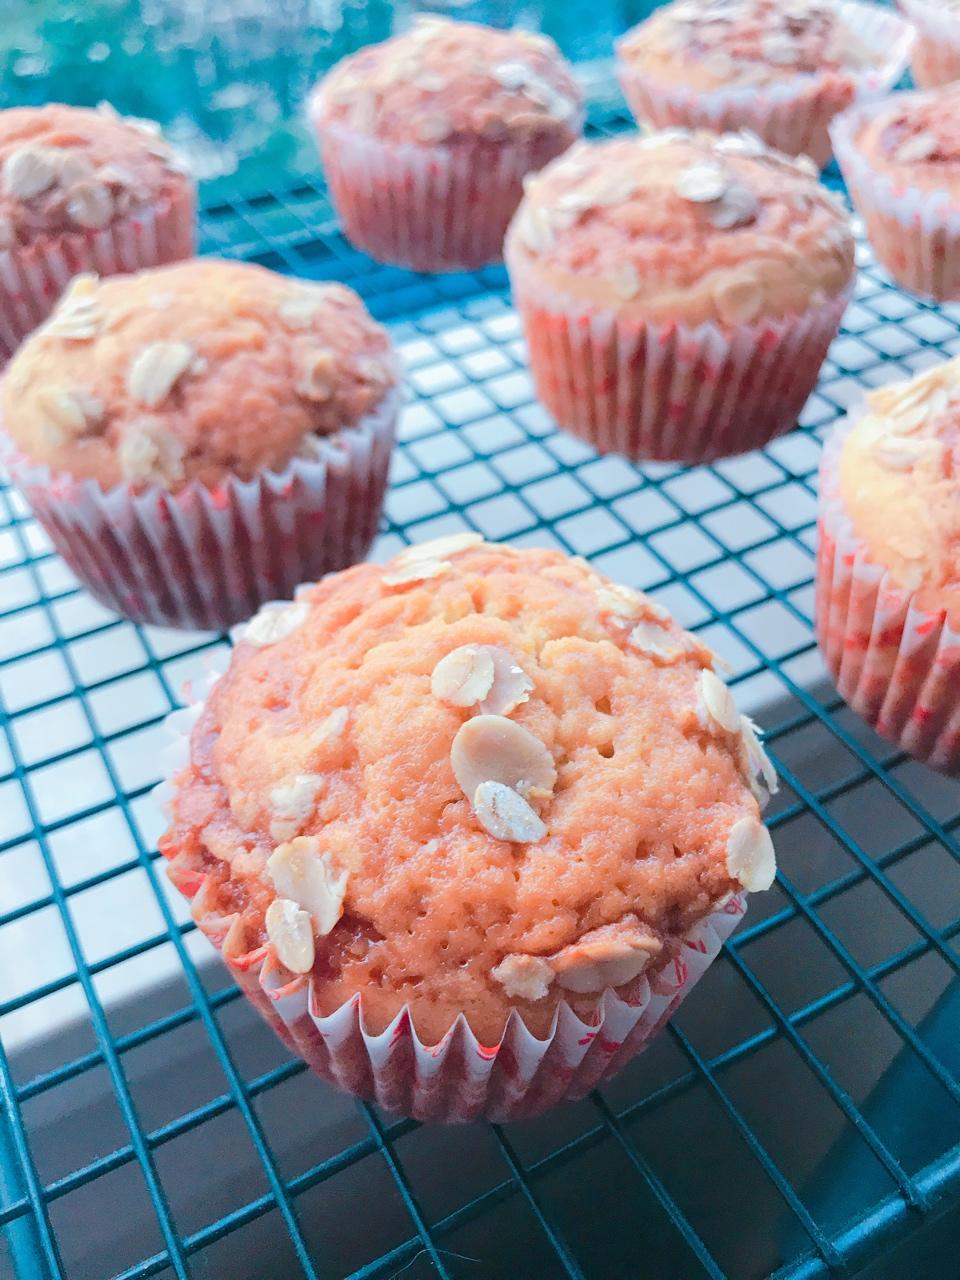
[816,414,960,773]
[506,255,851,463]
[615,1,914,169]
[899,0,960,88]
[1,385,400,631]
[155,665,749,1123]
[308,102,583,273]
[831,93,960,301]
[0,183,196,363]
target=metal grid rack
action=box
[1,96,959,1280]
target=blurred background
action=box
[0,0,659,194]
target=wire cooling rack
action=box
[1,96,960,1280]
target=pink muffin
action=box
[616,0,914,170]
[0,103,195,361]
[832,85,960,301]
[900,0,960,90]
[159,540,778,1121]
[0,259,399,630]
[505,129,854,463]
[817,358,960,772]
[308,16,583,272]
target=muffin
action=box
[0,259,399,631]
[0,103,195,362]
[616,0,914,170]
[504,129,854,464]
[817,360,960,773]
[158,537,779,1122]
[832,86,960,301]
[900,0,960,90]
[307,16,583,272]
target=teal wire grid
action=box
[0,101,958,1280]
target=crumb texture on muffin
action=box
[851,85,960,185]
[505,130,853,326]
[1,259,396,491]
[163,540,776,1044]
[837,359,960,617]
[617,0,884,89]
[312,15,582,146]
[0,103,188,248]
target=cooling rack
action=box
[0,98,959,1280]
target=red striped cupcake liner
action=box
[1,386,399,632]
[308,108,582,273]
[831,93,960,302]
[507,257,851,464]
[816,415,960,773]
[0,183,196,364]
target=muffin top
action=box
[837,359,960,618]
[1,259,397,493]
[311,16,582,146]
[617,0,886,90]
[162,538,778,1045]
[505,129,854,327]
[0,103,190,250]
[847,86,960,192]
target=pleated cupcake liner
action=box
[899,0,960,89]
[507,259,851,464]
[816,415,960,773]
[1,385,400,632]
[155,666,748,1123]
[832,94,960,301]
[616,1,914,169]
[307,106,582,273]
[0,183,196,364]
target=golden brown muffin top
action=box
[311,16,582,146]
[505,130,854,326]
[838,357,960,621]
[617,0,891,90]
[163,539,778,1044]
[2,259,397,492]
[0,103,190,248]
[848,85,960,190]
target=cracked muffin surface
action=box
[0,102,189,245]
[311,15,582,147]
[1,258,396,492]
[505,130,854,328]
[162,538,777,1044]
